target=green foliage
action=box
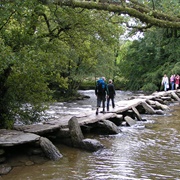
[118,28,180,91]
[79,79,96,90]
[141,83,158,93]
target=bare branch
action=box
[0,10,16,31]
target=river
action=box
[2,90,180,180]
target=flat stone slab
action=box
[124,116,137,126]
[113,99,146,113]
[45,112,118,126]
[77,113,118,125]
[14,124,60,135]
[0,129,40,147]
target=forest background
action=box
[0,0,179,128]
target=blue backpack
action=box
[97,78,105,94]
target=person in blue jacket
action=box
[95,77,109,115]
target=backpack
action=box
[96,78,105,94]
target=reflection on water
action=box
[2,91,180,180]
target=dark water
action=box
[2,91,180,180]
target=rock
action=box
[0,157,6,163]
[155,101,169,110]
[141,101,156,114]
[39,137,63,161]
[131,106,142,121]
[56,128,70,138]
[147,100,169,111]
[14,124,60,135]
[68,116,84,148]
[97,120,120,134]
[0,149,5,156]
[161,96,171,101]
[108,114,123,126]
[171,92,180,101]
[81,138,104,152]
[125,116,137,126]
[0,129,40,147]
[0,165,12,175]
[155,110,164,115]
[123,110,136,119]
[154,98,165,104]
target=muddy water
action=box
[2,91,180,180]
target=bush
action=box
[141,83,158,93]
[79,80,96,90]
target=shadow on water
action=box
[2,91,180,180]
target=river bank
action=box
[0,89,180,178]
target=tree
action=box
[52,0,180,29]
[118,27,180,91]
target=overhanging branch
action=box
[49,0,180,29]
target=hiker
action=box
[170,74,175,90]
[107,79,116,111]
[175,74,180,90]
[95,77,109,115]
[161,74,169,91]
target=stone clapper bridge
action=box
[0,90,179,162]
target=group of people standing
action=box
[95,77,116,115]
[161,74,180,91]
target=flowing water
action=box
[2,90,180,180]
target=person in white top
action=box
[161,74,169,91]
